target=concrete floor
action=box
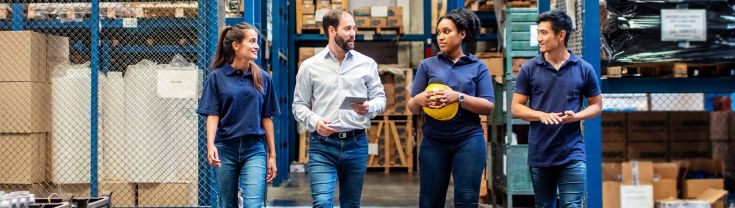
[266,172,494,207]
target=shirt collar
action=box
[437,52,478,65]
[535,50,580,65]
[223,63,253,76]
[322,47,354,61]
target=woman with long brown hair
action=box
[197,22,280,208]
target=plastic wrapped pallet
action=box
[51,62,92,184]
[100,71,131,181]
[157,55,200,181]
[124,60,176,183]
[602,0,735,64]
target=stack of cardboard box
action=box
[353,6,403,28]
[602,160,728,208]
[0,31,67,190]
[378,64,412,115]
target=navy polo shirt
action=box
[514,51,601,167]
[197,63,280,143]
[411,53,495,140]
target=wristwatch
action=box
[458,93,465,105]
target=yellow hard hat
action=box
[422,83,459,121]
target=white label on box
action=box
[371,6,388,17]
[364,33,373,41]
[156,70,201,98]
[620,185,654,208]
[122,18,138,28]
[315,9,329,22]
[661,9,706,41]
[529,25,538,46]
[368,143,378,155]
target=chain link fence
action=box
[0,1,219,207]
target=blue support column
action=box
[10,4,23,30]
[287,0,300,183]
[90,0,100,197]
[270,0,290,186]
[446,0,464,11]
[538,0,551,13]
[582,0,602,207]
[197,0,219,206]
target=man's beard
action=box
[335,35,354,51]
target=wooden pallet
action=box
[465,0,494,12]
[506,0,537,8]
[606,62,735,78]
[367,114,414,173]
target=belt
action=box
[319,129,365,139]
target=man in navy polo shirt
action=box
[511,10,602,207]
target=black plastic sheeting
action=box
[602,0,735,64]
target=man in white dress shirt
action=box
[292,9,386,208]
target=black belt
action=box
[316,129,365,139]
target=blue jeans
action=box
[214,137,267,208]
[308,132,369,208]
[529,160,586,208]
[419,134,487,208]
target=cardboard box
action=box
[602,181,620,208]
[302,4,315,14]
[0,133,47,184]
[628,112,669,142]
[680,159,725,199]
[671,142,711,160]
[316,0,331,10]
[302,15,317,26]
[315,9,329,22]
[331,4,342,10]
[621,185,654,208]
[302,0,314,5]
[603,142,626,162]
[387,6,402,16]
[387,16,402,27]
[602,112,626,143]
[0,82,52,133]
[370,17,387,27]
[511,58,526,76]
[138,181,197,207]
[0,31,48,82]
[653,162,679,200]
[99,181,136,207]
[670,112,710,142]
[370,6,388,17]
[603,162,621,181]
[628,142,669,162]
[354,16,370,27]
[656,189,728,208]
[709,111,729,141]
[622,161,654,185]
[478,53,504,84]
[353,8,370,17]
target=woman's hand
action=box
[266,156,277,183]
[207,144,221,168]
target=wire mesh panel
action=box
[0,1,218,207]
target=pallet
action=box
[465,0,495,12]
[506,0,537,8]
[367,114,414,173]
[605,61,735,78]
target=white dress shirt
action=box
[292,47,386,133]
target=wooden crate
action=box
[368,114,414,173]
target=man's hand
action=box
[351,102,369,115]
[537,112,564,125]
[316,119,337,136]
[560,110,577,123]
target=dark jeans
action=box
[419,134,487,208]
[529,160,587,208]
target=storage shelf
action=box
[113,45,198,54]
[24,19,94,29]
[19,19,198,29]
[600,77,735,93]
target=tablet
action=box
[339,96,368,110]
